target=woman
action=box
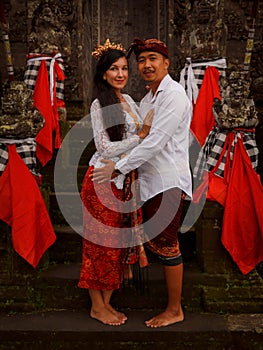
[78,39,153,326]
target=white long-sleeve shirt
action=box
[116,74,193,201]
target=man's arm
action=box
[115,92,190,173]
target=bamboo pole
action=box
[0,1,14,81]
[243,0,259,78]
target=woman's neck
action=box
[115,89,122,101]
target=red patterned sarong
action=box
[78,166,147,290]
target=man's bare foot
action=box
[145,306,184,328]
[105,304,127,323]
[90,307,124,326]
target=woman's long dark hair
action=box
[92,49,127,141]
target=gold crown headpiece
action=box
[91,38,126,60]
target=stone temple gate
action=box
[0,1,262,347]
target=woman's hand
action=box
[137,109,154,139]
[90,159,116,183]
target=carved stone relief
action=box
[0,0,262,110]
[4,0,81,103]
[213,69,258,129]
[0,81,44,138]
[171,0,227,62]
[28,0,72,57]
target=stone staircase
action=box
[1,205,263,349]
[0,114,263,349]
[1,309,263,350]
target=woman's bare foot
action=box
[105,304,127,323]
[145,306,184,328]
[90,307,124,326]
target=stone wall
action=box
[0,1,262,106]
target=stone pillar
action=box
[195,201,238,275]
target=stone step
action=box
[0,310,262,350]
[39,225,263,314]
[2,250,261,316]
[37,257,263,314]
[49,193,83,226]
[41,164,89,193]
[1,222,262,315]
[202,285,263,313]
[48,225,197,264]
[39,262,171,311]
[48,226,82,264]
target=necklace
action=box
[120,96,140,130]
[127,110,140,130]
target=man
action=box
[92,38,192,327]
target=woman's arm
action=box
[91,100,153,158]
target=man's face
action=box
[137,51,169,85]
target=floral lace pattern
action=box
[89,95,141,189]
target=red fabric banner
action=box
[190,66,221,146]
[34,60,64,165]
[0,145,56,268]
[34,60,54,166]
[193,132,235,206]
[221,137,263,274]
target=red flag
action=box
[52,61,64,149]
[0,161,12,225]
[221,137,263,274]
[0,145,56,268]
[190,66,221,146]
[33,61,55,166]
[193,132,234,206]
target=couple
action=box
[78,38,192,328]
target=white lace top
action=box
[89,94,141,189]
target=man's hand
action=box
[137,108,154,139]
[90,159,116,183]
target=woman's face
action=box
[103,56,129,92]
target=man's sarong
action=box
[142,188,184,260]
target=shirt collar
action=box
[149,73,171,102]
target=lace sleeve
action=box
[91,100,140,159]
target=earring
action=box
[103,75,106,80]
